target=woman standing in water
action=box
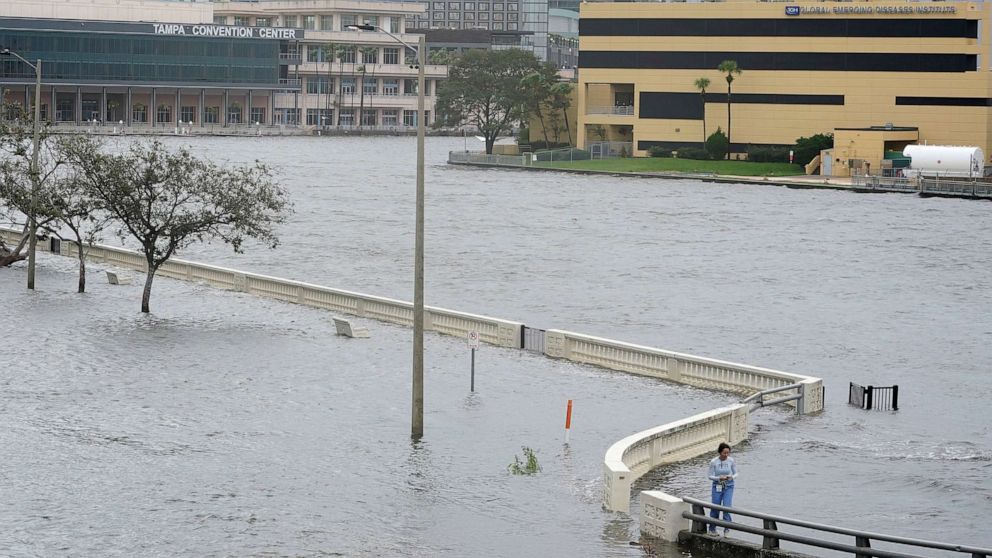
[707,442,737,536]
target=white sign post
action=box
[467,331,480,391]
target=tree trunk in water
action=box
[141,267,156,313]
[358,68,366,130]
[77,251,86,293]
[726,83,732,160]
[485,136,495,154]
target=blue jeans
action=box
[709,482,734,531]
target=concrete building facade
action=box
[577,0,992,171]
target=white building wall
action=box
[1,0,213,23]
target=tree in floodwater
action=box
[65,140,291,313]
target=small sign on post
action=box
[468,331,480,392]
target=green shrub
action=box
[747,146,791,163]
[793,133,833,166]
[508,446,542,475]
[705,128,729,159]
[676,146,710,160]
[648,145,673,158]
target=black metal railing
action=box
[683,496,990,558]
[849,382,898,411]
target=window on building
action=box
[449,22,462,29]
[156,104,171,123]
[284,16,298,28]
[341,77,356,94]
[341,15,357,30]
[383,79,400,95]
[382,109,398,126]
[308,76,331,94]
[478,12,489,20]
[363,16,379,27]
[383,48,399,65]
[507,22,518,30]
[233,16,249,26]
[479,2,490,9]
[494,3,504,10]
[256,17,273,27]
[321,15,334,30]
[363,78,378,95]
[403,109,417,127]
[493,13,504,20]
[180,106,196,123]
[132,104,147,123]
[433,1,445,8]
[339,108,355,126]
[228,104,243,124]
[361,109,377,126]
[204,106,219,124]
[389,17,402,32]
[508,12,518,21]
[250,107,265,124]
[404,79,418,95]
[213,16,227,25]
[464,2,476,9]
[340,46,356,63]
[448,1,461,8]
[419,21,429,28]
[508,3,518,10]
[304,16,317,30]
[464,12,475,20]
[273,108,299,125]
[476,22,489,29]
[492,22,503,30]
[307,108,334,126]
[362,48,378,64]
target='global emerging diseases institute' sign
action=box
[151,23,303,40]
[786,5,956,15]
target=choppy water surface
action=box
[3,135,991,556]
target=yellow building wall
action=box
[577,1,992,159]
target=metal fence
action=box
[849,382,899,411]
[447,151,530,166]
[683,496,989,558]
[853,175,992,198]
[521,326,546,353]
[588,141,633,159]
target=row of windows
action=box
[281,108,427,126]
[638,92,845,120]
[431,2,517,10]
[216,14,403,33]
[1,60,278,84]
[305,77,430,95]
[20,103,267,125]
[428,21,519,30]
[429,12,519,21]
[305,46,402,64]
[0,32,278,60]
[579,51,978,73]
[579,18,979,39]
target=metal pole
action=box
[411,33,425,439]
[27,59,41,290]
[470,348,475,392]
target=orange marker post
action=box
[564,399,573,443]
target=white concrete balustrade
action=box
[1,227,824,518]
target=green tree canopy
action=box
[435,49,543,154]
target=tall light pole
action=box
[1,47,42,290]
[348,24,426,439]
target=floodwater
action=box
[2,135,990,557]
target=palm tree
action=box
[717,60,742,160]
[693,77,710,151]
[550,82,574,146]
[520,71,552,145]
[358,46,379,130]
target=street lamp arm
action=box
[0,48,38,72]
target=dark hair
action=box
[717,442,731,454]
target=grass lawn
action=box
[535,157,803,177]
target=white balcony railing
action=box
[587,105,635,116]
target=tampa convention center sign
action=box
[151,24,303,40]
[785,5,957,15]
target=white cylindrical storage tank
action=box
[903,145,984,177]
